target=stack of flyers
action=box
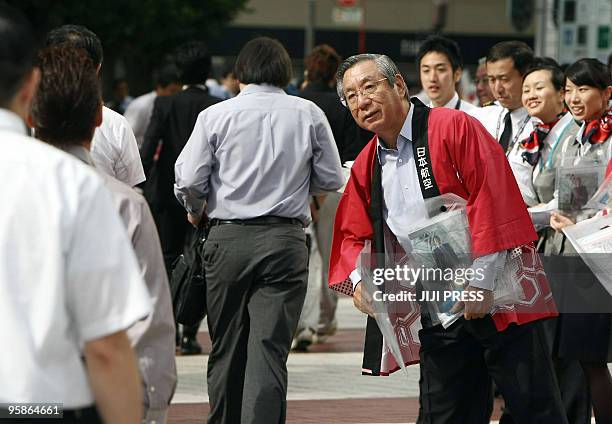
[563,214,612,296]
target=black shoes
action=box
[180,336,202,355]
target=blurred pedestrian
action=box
[220,66,240,97]
[294,44,372,349]
[107,78,134,115]
[174,37,344,423]
[475,56,494,106]
[0,6,150,423]
[141,41,220,355]
[125,62,181,147]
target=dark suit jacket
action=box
[141,86,220,211]
[299,82,373,163]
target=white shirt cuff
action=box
[349,268,361,290]
[467,251,507,291]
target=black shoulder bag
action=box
[170,222,208,326]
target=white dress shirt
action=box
[124,91,157,148]
[174,84,344,224]
[474,105,536,205]
[92,106,146,187]
[429,91,480,117]
[0,108,151,408]
[349,106,504,290]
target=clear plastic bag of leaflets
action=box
[406,196,473,328]
[407,195,525,327]
[587,172,612,211]
[360,194,526,345]
[556,156,607,214]
[563,213,612,296]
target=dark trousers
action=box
[203,223,308,424]
[417,317,568,424]
[544,317,592,424]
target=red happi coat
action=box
[329,100,557,375]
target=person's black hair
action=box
[173,41,211,85]
[154,63,180,88]
[416,35,463,71]
[0,4,37,106]
[486,41,534,76]
[234,37,292,88]
[31,46,101,147]
[45,24,103,66]
[524,57,565,91]
[565,58,612,90]
[305,44,342,85]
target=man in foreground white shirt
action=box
[0,6,150,423]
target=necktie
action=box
[499,111,512,152]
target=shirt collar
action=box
[428,92,459,109]
[0,108,28,136]
[238,84,286,96]
[376,104,415,163]
[508,106,528,122]
[63,144,96,167]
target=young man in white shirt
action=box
[416,35,479,116]
[0,6,150,423]
[45,25,146,187]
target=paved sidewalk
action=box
[169,297,607,423]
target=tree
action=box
[5,0,249,94]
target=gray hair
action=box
[336,53,404,100]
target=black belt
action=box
[210,216,303,227]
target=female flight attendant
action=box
[548,58,612,424]
[519,59,580,250]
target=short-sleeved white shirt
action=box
[0,109,151,408]
[91,106,146,187]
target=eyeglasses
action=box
[341,78,388,108]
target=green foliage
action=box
[4,0,249,66]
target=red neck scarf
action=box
[521,110,565,166]
[582,107,612,145]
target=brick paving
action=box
[168,398,505,423]
[169,298,486,423]
[170,298,607,423]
